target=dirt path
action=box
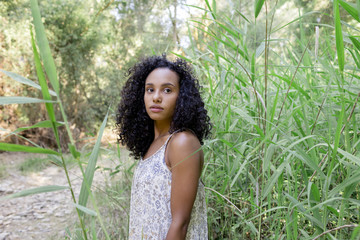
[0,152,115,240]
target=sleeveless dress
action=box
[128,133,208,240]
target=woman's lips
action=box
[150,106,164,113]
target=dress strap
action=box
[164,130,180,147]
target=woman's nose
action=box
[153,90,161,103]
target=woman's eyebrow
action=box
[145,83,176,87]
[162,83,176,87]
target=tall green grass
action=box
[1,0,359,239]
[174,0,360,239]
[0,0,110,239]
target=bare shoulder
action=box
[169,130,201,149]
[167,130,203,169]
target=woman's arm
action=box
[165,131,203,240]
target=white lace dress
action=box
[128,133,208,240]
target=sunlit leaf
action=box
[12,120,64,134]
[69,143,81,159]
[0,143,60,155]
[262,162,286,199]
[230,104,256,125]
[334,0,345,71]
[349,36,360,51]
[31,29,57,124]
[30,0,59,94]
[78,110,109,208]
[329,171,360,197]
[0,96,55,105]
[0,69,57,96]
[255,0,265,18]
[74,203,97,216]
[339,0,360,22]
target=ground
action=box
[0,152,118,240]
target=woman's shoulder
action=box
[167,129,202,161]
[169,129,201,148]
[166,129,203,170]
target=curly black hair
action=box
[116,55,211,160]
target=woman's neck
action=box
[153,120,171,139]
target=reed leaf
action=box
[11,120,64,134]
[230,104,256,125]
[329,171,360,197]
[78,110,109,207]
[30,0,59,94]
[339,0,360,22]
[74,203,97,217]
[0,185,67,201]
[348,49,360,68]
[349,36,360,51]
[31,29,58,125]
[261,162,286,199]
[204,0,216,20]
[335,147,360,166]
[351,225,360,240]
[0,96,55,105]
[334,0,345,72]
[254,0,265,18]
[0,142,60,155]
[0,69,57,96]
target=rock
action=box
[0,232,10,240]
[55,212,65,217]
[34,213,44,219]
[3,220,11,225]
[0,152,114,239]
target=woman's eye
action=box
[164,88,172,93]
[146,88,153,93]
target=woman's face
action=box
[144,68,180,124]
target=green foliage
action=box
[78,110,109,208]
[17,156,53,173]
[65,146,133,239]
[2,0,360,239]
[0,142,60,155]
[1,0,112,238]
[0,185,68,201]
[1,0,180,133]
[182,0,360,239]
[254,0,265,18]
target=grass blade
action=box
[74,203,97,217]
[12,120,64,134]
[78,110,109,207]
[349,36,360,51]
[255,0,265,18]
[336,148,360,166]
[0,96,55,105]
[0,142,60,155]
[0,185,67,201]
[329,171,360,197]
[204,0,216,20]
[261,162,286,200]
[235,9,251,23]
[31,29,58,125]
[30,0,59,94]
[334,0,345,72]
[339,0,360,22]
[0,69,57,96]
[230,104,256,125]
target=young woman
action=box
[116,55,211,239]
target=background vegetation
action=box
[1,0,360,239]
